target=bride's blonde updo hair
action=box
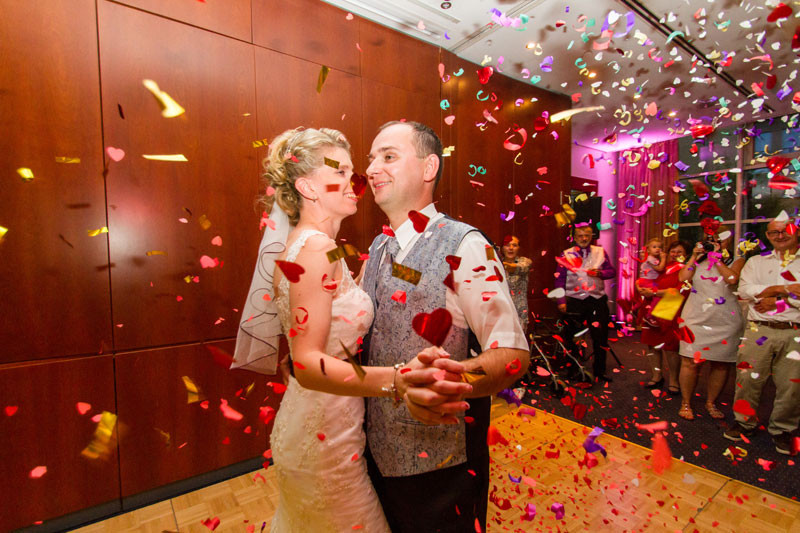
[259,127,351,224]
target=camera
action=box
[702,240,716,252]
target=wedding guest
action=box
[501,235,532,334]
[555,224,616,382]
[639,240,690,393]
[724,215,800,455]
[676,228,745,420]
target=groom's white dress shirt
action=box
[387,203,529,353]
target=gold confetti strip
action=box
[0,226,7,241]
[87,227,108,237]
[146,250,167,256]
[17,167,34,181]
[461,366,487,384]
[326,243,360,263]
[181,376,204,404]
[183,275,193,283]
[142,79,185,118]
[55,157,81,164]
[554,204,577,227]
[485,246,496,261]
[80,411,117,460]
[392,263,422,286]
[442,146,455,157]
[142,154,188,162]
[339,340,366,381]
[324,157,340,169]
[436,454,455,469]
[252,138,269,148]
[316,65,330,93]
[197,214,211,230]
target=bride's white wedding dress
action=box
[270,230,390,532]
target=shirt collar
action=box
[394,203,438,251]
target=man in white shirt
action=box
[360,121,530,532]
[724,215,800,455]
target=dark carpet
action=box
[515,323,799,501]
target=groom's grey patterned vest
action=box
[361,217,478,477]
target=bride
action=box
[231,128,472,532]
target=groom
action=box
[361,121,530,532]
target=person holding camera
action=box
[675,227,746,420]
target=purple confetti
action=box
[756,336,768,346]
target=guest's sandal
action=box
[667,386,680,396]
[705,402,725,420]
[678,403,694,420]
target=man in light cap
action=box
[724,212,800,455]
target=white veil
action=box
[230,204,293,374]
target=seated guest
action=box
[676,227,745,420]
[500,235,532,334]
[638,240,690,393]
[724,214,800,455]
[555,224,616,382]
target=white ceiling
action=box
[323,0,800,151]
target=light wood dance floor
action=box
[73,400,800,532]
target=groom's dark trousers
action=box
[365,396,490,532]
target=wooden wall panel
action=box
[254,47,365,252]
[98,2,261,351]
[112,0,252,41]
[359,19,440,95]
[115,340,275,497]
[0,357,118,531]
[510,91,572,318]
[447,56,519,242]
[0,0,112,363]
[252,0,359,76]
[359,78,443,246]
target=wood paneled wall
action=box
[0,0,570,529]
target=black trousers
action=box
[563,295,610,377]
[365,398,490,533]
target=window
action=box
[676,116,800,253]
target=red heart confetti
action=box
[408,210,429,233]
[259,406,276,425]
[391,290,407,303]
[412,307,452,347]
[201,517,221,531]
[382,225,395,237]
[733,399,756,418]
[275,260,305,283]
[5,406,19,417]
[350,173,367,197]
[767,2,792,22]
[76,402,91,415]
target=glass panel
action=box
[677,126,740,174]
[677,225,703,247]
[742,167,800,221]
[677,173,738,223]
[750,115,800,161]
[740,221,771,256]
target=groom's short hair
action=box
[379,121,444,188]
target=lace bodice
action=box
[274,229,373,359]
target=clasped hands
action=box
[754,283,800,313]
[395,346,472,426]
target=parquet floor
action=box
[72,400,800,532]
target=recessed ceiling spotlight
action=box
[441,1,451,8]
